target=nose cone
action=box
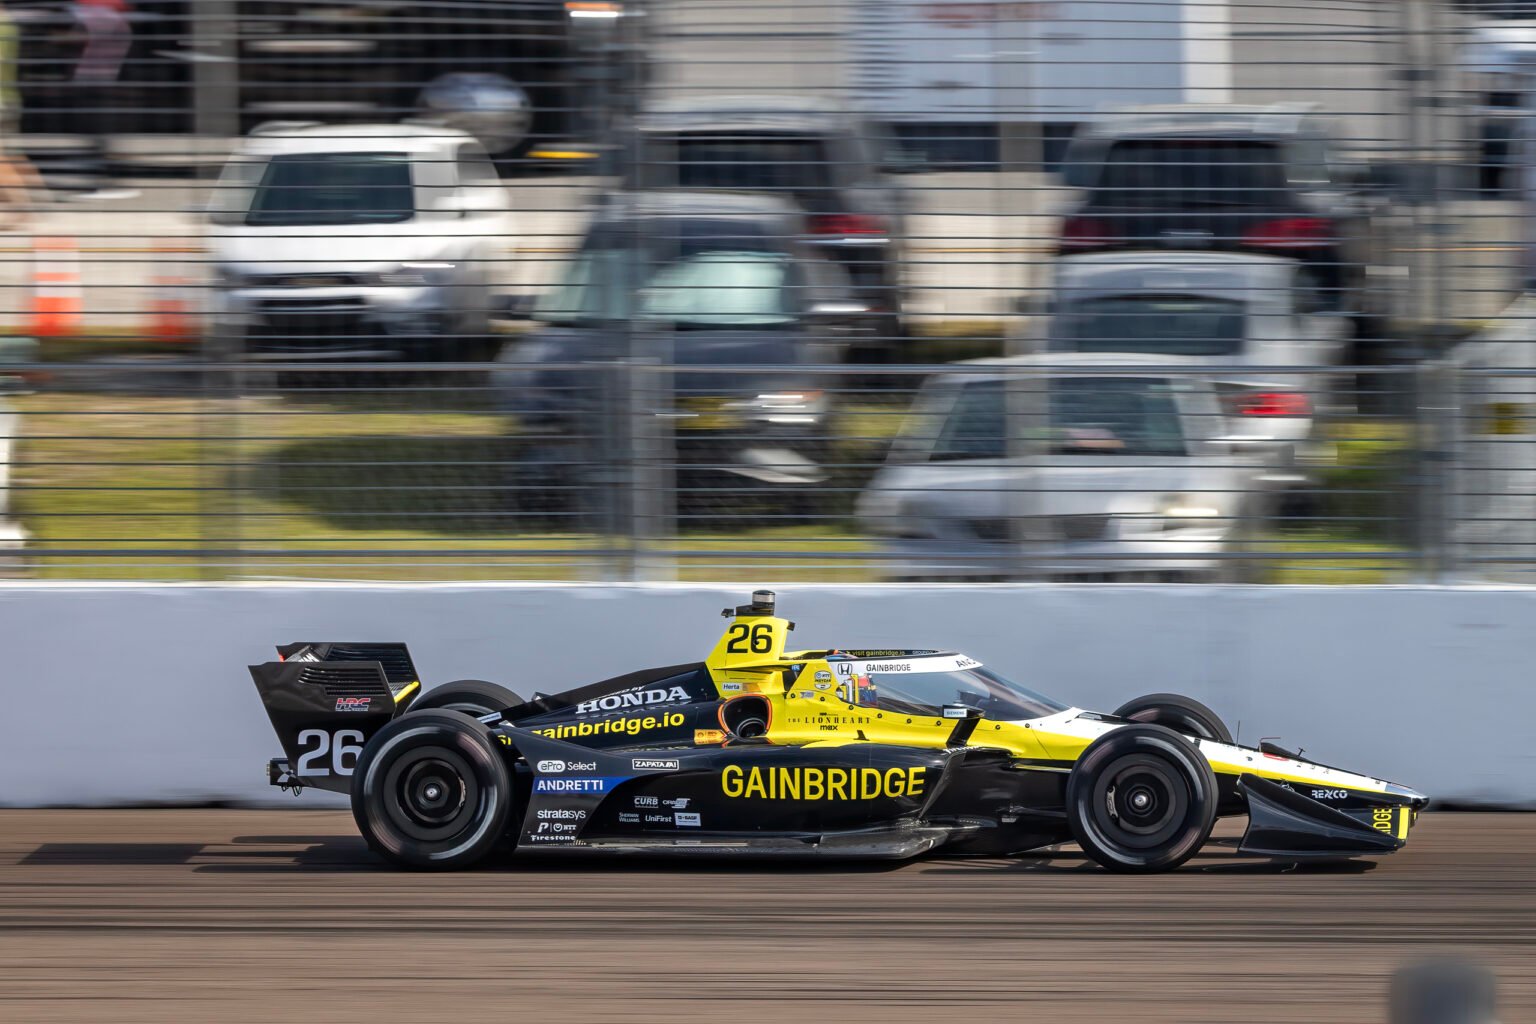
[1387,782,1430,808]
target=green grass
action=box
[10,391,1419,584]
[11,391,881,581]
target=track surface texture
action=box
[0,810,1531,1023]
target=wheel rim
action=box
[1090,753,1190,850]
[381,745,480,843]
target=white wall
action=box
[1,583,1531,807]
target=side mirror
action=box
[942,704,983,748]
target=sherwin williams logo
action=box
[575,685,691,714]
[533,777,628,795]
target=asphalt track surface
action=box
[0,810,1531,1023]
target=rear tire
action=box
[351,710,513,870]
[1111,692,1233,744]
[410,679,524,717]
[1066,724,1218,873]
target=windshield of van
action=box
[240,152,415,226]
[926,377,1190,460]
[1053,295,1247,356]
[534,223,795,327]
[831,654,1069,720]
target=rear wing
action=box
[250,642,422,794]
[276,642,421,704]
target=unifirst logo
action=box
[576,685,691,715]
[720,764,926,801]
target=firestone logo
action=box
[576,685,691,715]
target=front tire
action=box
[1111,692,1233,744]
[351,710,513,870]
[1066,724,1218,873]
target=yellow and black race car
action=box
[251,591,1427,872]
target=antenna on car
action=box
[724,590,778,618]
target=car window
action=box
[241,152,415,226]
[927,377,1189,461]
[1052,295,1247,356]
[1288,136,1331,186]
[1050,378,1188,456]
[534,243,795,328]
[1094,140,1288,209]
[642,132,837,211]
[931,380,1007,461]
[207,156,267,225]
[639,251,793,325]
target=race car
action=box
[249,590,1427,872]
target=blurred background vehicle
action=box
[0,339,34,572]
[0,0,1531,584]
[206,123,509,362]
[1057,105,1389,320]
[1042,251,1349,457]
[630,95,912,340]
[493,190,867,517]
[857,354,1279,583]
[6,1,603,169]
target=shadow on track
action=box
[17,836,1379,877]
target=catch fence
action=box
[0,0,1533,582]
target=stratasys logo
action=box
[535,759,597,773]
[576,685,691,715]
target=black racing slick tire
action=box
[410,679,524,717]
[351,710,513,870]
[1111,692,1233,745]
[1066,724,1219,874]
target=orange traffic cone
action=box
[30,236,81,338]
[147,244,198,343]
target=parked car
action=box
[0,340,33,572]
[207,123,510,361]
[630,95,912,336]
[493,190,872,512]
[1056,104,1386,316]
[1042,252,1349,456]
[856,354,1279,582]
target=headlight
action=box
[725,390,825,425]
[379,261,457,287]
[1158,493,1222,532]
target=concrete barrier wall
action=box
[1,583,1532,808]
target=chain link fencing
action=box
[0,0,1533,582]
